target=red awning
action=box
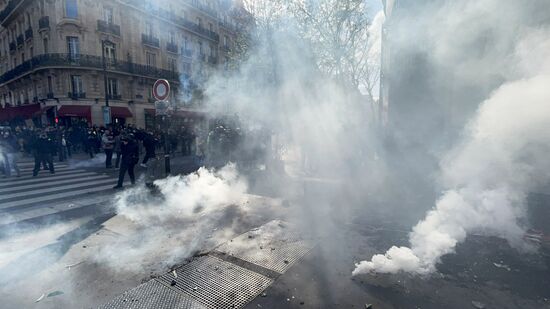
[0,104,41,122]
[58,105,91,118]
[110,106,133,118]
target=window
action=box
[43,38,48,54]
[145,22,153,37]
[169,31,176,44]
[224,35,228,47]
[209,23,213,32]
[67,36,80,60]
[182,62,191,74]
[104,43,116,63]
[30,47,33,58]
[103,7,113,24]
[47,76,53,94]
[197,17,202,28]
[71,75,83,95]
[21,53,24,62]
[65,0,78,19]
[146,52,156,68]
[198,41,203,55]
[168,58,177,72]
[108,78,118,96]
[184,37,189,50]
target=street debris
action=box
[492,262,511,271]
[65,261,84,269]
[284,260,289,264]
[365,304,373,309]
[471,300,485,309]
[172,270,178,278]
[193,286,198,291]
[300,301,305,305]
[47,291,64,298]
[261,293,267,297]
[35,294,45,303]
[170,280,177,286]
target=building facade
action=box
[0,0,239,128]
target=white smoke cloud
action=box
[354,28,550,275]
[92,164,250,272]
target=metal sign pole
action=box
[153,79,172,177]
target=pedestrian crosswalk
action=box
[0,157,118,226]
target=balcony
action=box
[24,27,32,40]
[16,34,23,46]
[68,92,86,100]
[141,34,160,48]
[208,56,217,65]
[166,42,178,54]
[182,49,193,58]
[97,20,120,36]
[46,92,54,99]
[9,41,15,53]
[39,16,49,30]
[108,94,122,100]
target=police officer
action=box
[32,131,55,176]
[113,134,139,189]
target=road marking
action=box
[0,175,109,194]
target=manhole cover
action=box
[215,220,315,273]
[158,255,273,309]
[99,279,207,309]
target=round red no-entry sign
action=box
[153,79,170,101]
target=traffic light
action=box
[55,117,59,124]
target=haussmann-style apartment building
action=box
[0,0,240,129]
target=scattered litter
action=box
[471,301,485,309]
[82,245,87,248]
[192,286,198,291]
[35,294,45,303]
[493,262,511,271]
[170,280,177,286]
[286,298,291,301]
[284,260,289,264]
[261,293,267,297]
[248,235,255,239]
[365,304,373,309]
[47,291,64,298]
[172,270,178,278]
[68,204,75,208]
[300,301,305,305]
[271,248,276,251]
[65,261,84,269]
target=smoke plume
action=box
[353,1,550,275]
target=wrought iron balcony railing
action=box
[97,20,120,36]
[0,53,180,84]
[167,42,178,54]
[141,34,160,48]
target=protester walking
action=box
[113,135,139,189]
[102,129,114,168]
[141,132,157,168]
[113,132,122,169]
[3,131,21,177]
[32,131,55,176]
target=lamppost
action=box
[101,39,112,126]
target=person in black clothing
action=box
[113,135,139,189]
[141,132,157,167]
[32,131,55,176]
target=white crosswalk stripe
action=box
[0,159,121,225]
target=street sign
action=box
[103,106,111,125]
[155,100,169,116]
[153,79,170,101]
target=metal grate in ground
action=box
[98,279,207,309]
[215,220,315,273]
[157,255,273,309]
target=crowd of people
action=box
[0,122,201,187]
